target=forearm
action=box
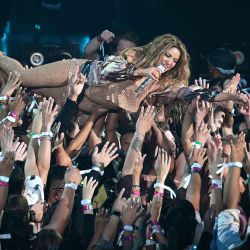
[44,188,75,234]
[186,173,201,212]
[123,231,133,250]
[84,37,101,59]
[37,128,52,184]
[223,167,241,209]
[101,215,120,243]
[24,139,39,177]
[0,187,8,211]
[122,132,144,176]
[66,117,95,157]
[104,113,119,146]
[55,147,71,167]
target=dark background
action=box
[0,0,250,79]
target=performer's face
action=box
[158,47,180,71]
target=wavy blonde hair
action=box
[122,33,190,85]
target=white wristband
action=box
[40,131,53,138]
[0,96,8,101]
[0,176,9,183]
[145,239,156,246]
[153,183,176,199]
[6,116,16,123]
[123,225,134,232]
[64,182,78,190]
[228,162,242,168]
[81,199,91,205]
[92,166,104,175]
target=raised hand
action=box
[194,98,211,126]
[121,199,144,226]
[154,148,172,183]
[194,121,210,144]
[92,141,118,168]
[0,126,14,156]
[52,122,64,151]
[239,95,250,116]
[42,97,58,131]
[112,188,127,213]
[223,73,240,94]
[82,176,99,201]
[231,132,245,163]
[8,88,27,117]
[189,146,207,166]
[68,65,86,102]
[134,67,161,80]
[94,208,109,237]
[1,71,22,97]
[194,77,209,89]
[136,105,155,135]
[148,195,163,222]
[14,141,27,161]
[64,166,82,186]
[133,152,146,180]
[99,30,115,44]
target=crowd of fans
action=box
[0,29,250,250]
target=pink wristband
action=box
[8,112,18,119]
[0,181,9,187]
[154,191,164,197]
[82,204,93,211]
[132,190,141,196]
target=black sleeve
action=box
[87,170,102,182]
[82,214,95,246]
[197,231,213,250]
[53,98,78,134]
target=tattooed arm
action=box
[122,106,155,176]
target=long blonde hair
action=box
[122,33,190,85]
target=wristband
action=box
[211,179,222,189]
[6,115,16,123]
[134,132,144,140]
[81,199,91,205]
[228,162,242,168]
[150,224,162,235]
[0,104,8,110]
[40,131,53,138]
[0,234,11,239]
[210,130,219,137]
[154,191,164,197]
[154,183,176,199]
[0,181,9,187]
[131,190,140,197]
[191,162,202,174]
[123,225,134,232]
[110,210,121,217]
[191,141,203,149]
[30,132,41,139]
[92,166,104,175]
[40,136,52,141]
[82,204,93,211]
[0,176,9,183]
[64,182,78,190]
[132,184,140,189]
[146,239,156,246]
[0,96,8,101]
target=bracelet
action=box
[134,132,144,140]
[64,182,78,190]
[123,236,133,241]
[0,176,9,183]
[211,179,222,189]
[110,210,121,217]
[81,199,91,205]
[0,104,8,110]
[123,225,134,232]
[92,166,104,175]
[40,131,53,138]
[154,183,176,199]
[0,96,8,102]
[0,181,9,187]
[191,162,202,174]
[154,191,164,197]
[40,136,52,141]
[30,132,41,139]
[210,130,219,137]
[150,220,159,225]
[191,141,203,149]
[228,162,242,168]
[132,184,140,189]
[82,204,93,211]
[150,224,162,235]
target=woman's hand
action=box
[92,141,118,168]
[133,67,161,80]
[189,146,207,166]
[154,148,171,183]
[1,71,22,97]
[121,199,144,226]
[82,177,99,201]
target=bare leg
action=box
[0,54,87,88]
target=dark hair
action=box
[0,195,33,249]
[35,229,62,250]
[161,198,197,250]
